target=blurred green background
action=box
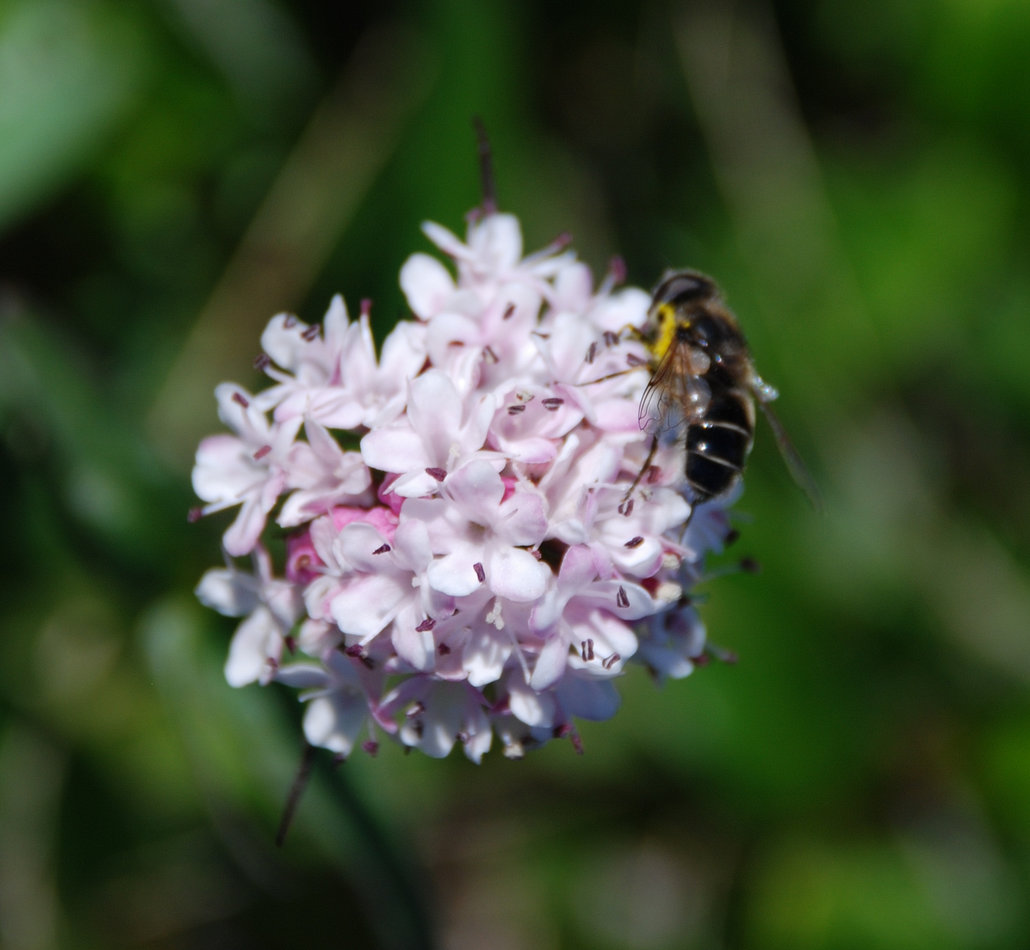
[2,0,1029,947]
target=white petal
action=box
[360,424,427,474]
[557,676,621,722]
[488,546,550,603]
[195,568,256,617]
[330,575,408,639]
[508,676,557,727]
[529,634,568,690]
[400,252,455,316]
[303,693,366,757]
[224,607,281,687]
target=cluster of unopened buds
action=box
[192,206,735,761]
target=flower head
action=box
[192,209,735,760]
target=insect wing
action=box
[638,344,710,434]
[755,397,823,512]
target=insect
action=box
[625,269,820,512]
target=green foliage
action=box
[2,0,1029,946]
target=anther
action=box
[232,391,249,408]
[624,536,645,548]
[283,314,297,328]
[585,341,597,364]
[616,586,630,608]
[187,506,203,523]
[438,642,451,655]
[253,353,271,371]
[602,653,621,670]
[362,740,379,756]
[301,324,320,342]
[426,467,447,482]
[618,498,634,517]
[542,397,564,411]
[253,444,271,460]
[507,404,527,415]
[607,255,627,284]
[603,330,619,348]
[360,298,372,318]
[502,302,516,320]
[372,543,391,555]
[473,562,486,583]
[415,618,436,632]
[626,353,646,367]
[580,639,595,661]
[406,701,426,718]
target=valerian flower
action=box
[193,208,734,761]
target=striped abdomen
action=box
[685,387,754,503]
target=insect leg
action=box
[619,432,660,514]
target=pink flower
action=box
[192,207,737,761]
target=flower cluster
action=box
[193,210,733,761]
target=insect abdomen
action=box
[684,389,754,503]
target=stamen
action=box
[624,536,645,548]
[602,653,621,670]
[372,543,391,555]
[618,498,634,517]
[360,298,372,319]
[473,562,486,582]
[283,314,297,328]
[585,341,597,364]
[542,397,564,411]
[438,642,451,655]
[507,404,527,415]
[253,353,271,371]
[253,444,272,460]
[502,302,516,320]
[232,391,249,408]
[301,324,320,342]
[580,639,595,661]
[483,345,499,363]
[616,586,629,608]
[626,353,646,367]
[187,506,203,523]
[607,255,627,285]
[415,617,436,632]
[603,330,619,348]
[285,635,297,653]
[362,740,379,756]
[426,467,447,482]
[406,701,426,718]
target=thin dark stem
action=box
[275,740,317,847]
[473,116,498,214]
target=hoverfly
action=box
[625,270,820,512]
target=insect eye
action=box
[656,272,714,306]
